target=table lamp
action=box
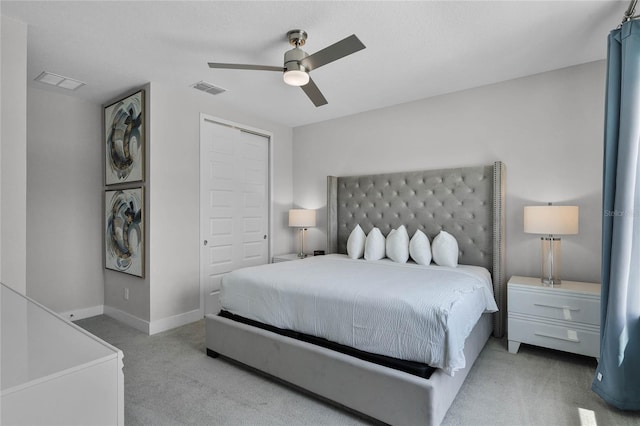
[524,204,579,285]
[289,209,316,258]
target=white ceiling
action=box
[1,1,625,128]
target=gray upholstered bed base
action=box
[206,312,492,426]
[205,162,505,425]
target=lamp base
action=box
[540,236,562,286]
[541,277,561,286]
[297,228,308,259]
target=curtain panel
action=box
[592,20,640,410]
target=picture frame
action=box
[104,90,145,185]
[105,187,144,277]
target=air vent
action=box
[35,71,85,90]
[191,81,226,95]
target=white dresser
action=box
[507,276,601,359]
[1,283,124,425]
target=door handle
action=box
[204,240,208,246]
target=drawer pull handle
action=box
[534,331,580,343]
[534,303,579,311]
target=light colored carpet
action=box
[76,316,639,425]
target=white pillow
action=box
[346,224,366,259]
[364,227,386,260]
[386,225,409,263]
[409,229,432,265]
[432,230,459,267]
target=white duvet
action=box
[220,254,498,376]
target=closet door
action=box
[200,118,269,314]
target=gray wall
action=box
[27,87,104,313]
[293,61,605,284]
[1,15,27,292]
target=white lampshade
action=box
[283,70,309,86]
[524,205,579,235]
[288,209,316,228]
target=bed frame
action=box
[206,161,506,425]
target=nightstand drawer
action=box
[509,317,600,357]
[509,288,599,326]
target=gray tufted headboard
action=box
[327,161,506,337]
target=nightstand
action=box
[272,253,306,263]
[507,275,601,359]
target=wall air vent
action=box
[191,81,226,95]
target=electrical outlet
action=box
[124,288,129,300]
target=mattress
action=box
[220,254,498,376]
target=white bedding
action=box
[220,254,498,376]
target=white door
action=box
[200,117,270,315]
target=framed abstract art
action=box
[105,187,144,277]
[104,90,145,185]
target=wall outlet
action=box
[124,287,129,300]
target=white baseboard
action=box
[102,306,202,335]
[104,305,150,334]
[149,309,203,335]
[60,305,104,322]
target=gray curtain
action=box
[592,20,640,410]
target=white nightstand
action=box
[507,275,601,359]
[272,253,306,263]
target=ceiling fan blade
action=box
[300,34,365,71]
[208,63,284,72]
[301,77,328,107]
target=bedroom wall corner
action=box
[0,15,27,293]
[292,61,605,284]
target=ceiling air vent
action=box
[35,71,85,90]
[191,81,226,95]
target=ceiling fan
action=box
[208,30,366,107]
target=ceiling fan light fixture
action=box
[208,30,365,106]
[283,69,309,86]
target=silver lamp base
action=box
[541,236,562,286]
[297,228,308,258]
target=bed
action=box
[206,161,506,425]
